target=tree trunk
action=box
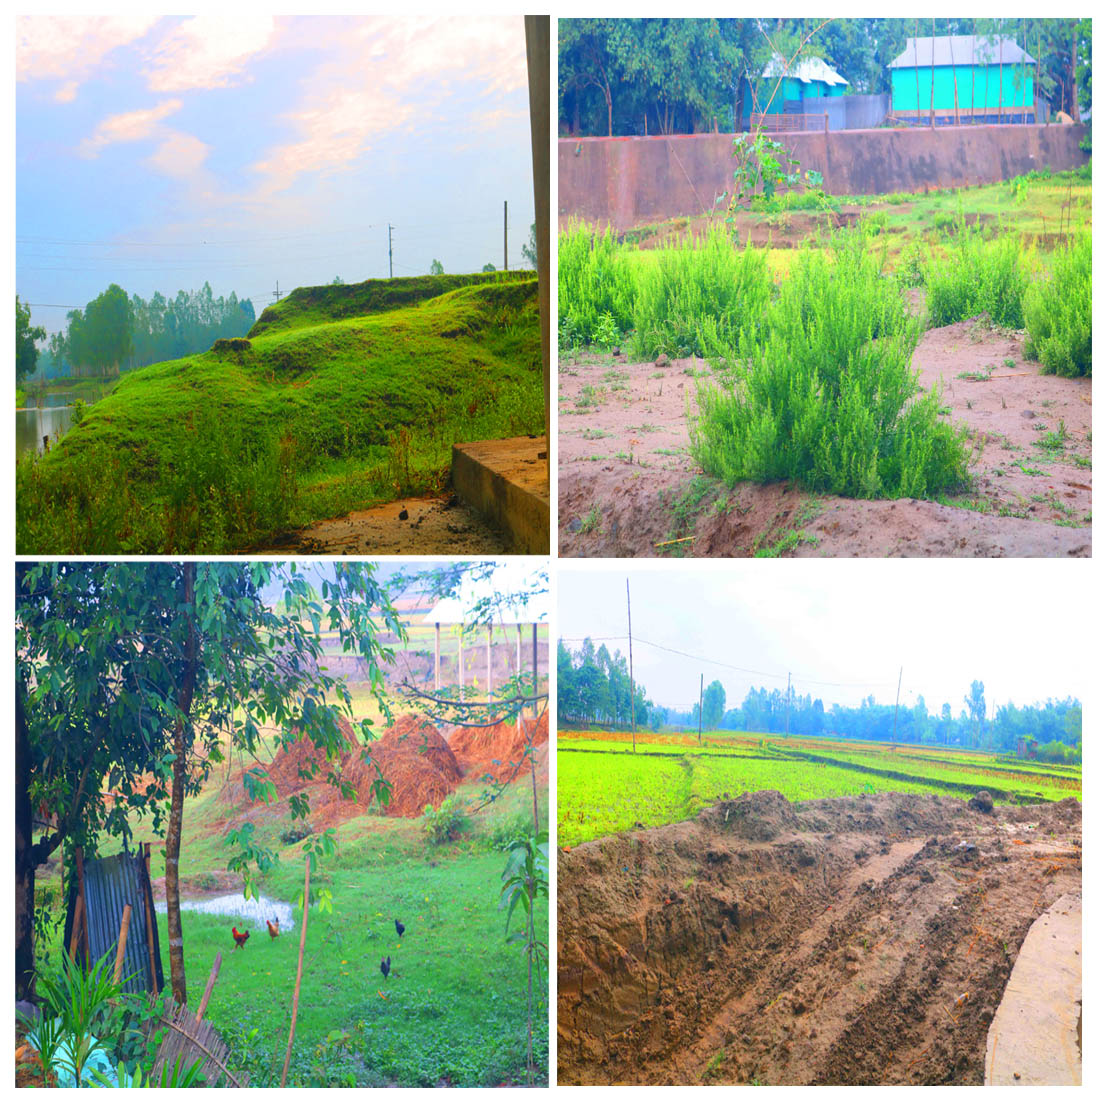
[165,563,198,1004]
[15,681,36,1002]
[1070,29,1080,122]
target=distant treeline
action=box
[33,282,256,380]
[560,638,1081,761]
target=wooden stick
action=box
[280,858,311,1087]
[196,952,222,1022]
[113,904,133,984]
[654,536,695,548]
[142,843,159,993]
[68,893,85,962]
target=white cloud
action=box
[16,14,162,99]
[80,100,183,157]
[147,131,211,179]
[143,14,279,93]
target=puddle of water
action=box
[155,892,295,931]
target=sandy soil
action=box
[557,790,1081,1085]
[558,318,1091,557]
[260,494,510,555]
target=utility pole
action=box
[627,579,636,754]
[786,673,791,737]
[273,280,281,301]
[892,666,903,750]
[503,200,508,271]
[388,224,393,279]
[698,674,703,744]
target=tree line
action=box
[559,17,1091,136]
[557,639,654,728]
[656,679,1081,761]
[28,282,256,381]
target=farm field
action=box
[17,273,543,555]
[558,171,1091,558]
[557,728,1080,848]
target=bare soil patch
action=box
[557,790,1081,1085]
[558,318,1090,557]
[262,494,509,555]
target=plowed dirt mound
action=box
[558,790,1081,1085]
[450,710,550,782]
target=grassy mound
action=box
[17,272,542,553]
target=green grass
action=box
[1023,231,1092,378]
[34,758,547,1086]
[17,273,542,554]
[557,728,1080,848]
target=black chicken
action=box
[380,956,391,980]
[395,918,405,939]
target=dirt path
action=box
[258,494,509,555]
[558,319,1091,557]
[557,790,1081,1085]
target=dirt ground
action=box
[557,790,1081,1085]
[260,493,510,555]
[558,317,1091,557]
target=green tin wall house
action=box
[888,35,1039,125]
[743,55,849,124]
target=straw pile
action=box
[449,710,550,782]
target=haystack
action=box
[266,716,357,797]
[450,710,549,782]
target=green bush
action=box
[631,230,773,360]
[557,222,634,346]
[1023,232,1091,378]
[422,795,470,845]
[692,239,970,499]
[924,217,1034,328]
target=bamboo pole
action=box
[195,952,222,1022]
[280,858,311,1087]
[112,904,133,985]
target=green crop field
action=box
[557,729,1081,848]
[17,272,543,554]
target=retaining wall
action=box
[559,123,1089,230]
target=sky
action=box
[16,14,537,337]
[558,561,1090,715]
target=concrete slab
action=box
[985,892,1081,1085]
[452,435,549,554]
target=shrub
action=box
[692,238,970,499]
[924,217,1034,328]
[422,796,470,845]
[1023,232,1091,378]
[557,222,634,346]
[279,822,314,845]
[631,230,773,360]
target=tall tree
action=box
[16,297,46,384]
[701,679,727,729]
[16,562,403,1005]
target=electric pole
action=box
[892,666,903,750]
[503,200,508,271]
[698,674,703,744]
[388,224,393,279]
[786,672,791,737]
[273,280,281,301]
[627,579,636,754]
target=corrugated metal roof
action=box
[65,850,163,994]
[889,35,1037,69]
[762,54,849,87]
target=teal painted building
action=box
[889,35,1038,125]
[744,55,848,123]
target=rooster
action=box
[380,956,391,980]
[266,917,280,939]
[231,927,250,950]
[394,918,405,940]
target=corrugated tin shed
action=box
[762,55,849,87]
[889,35,1037,68]
[64,848,164,995]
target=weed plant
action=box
[631,230,773,360]
[557,221,634,347]
[923,214,1035,328]
[692,237,970,498]
[1023,231,1092,377]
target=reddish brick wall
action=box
[559,124,1089,230]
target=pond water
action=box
[16,388,111,457]
[154,892,296,931]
